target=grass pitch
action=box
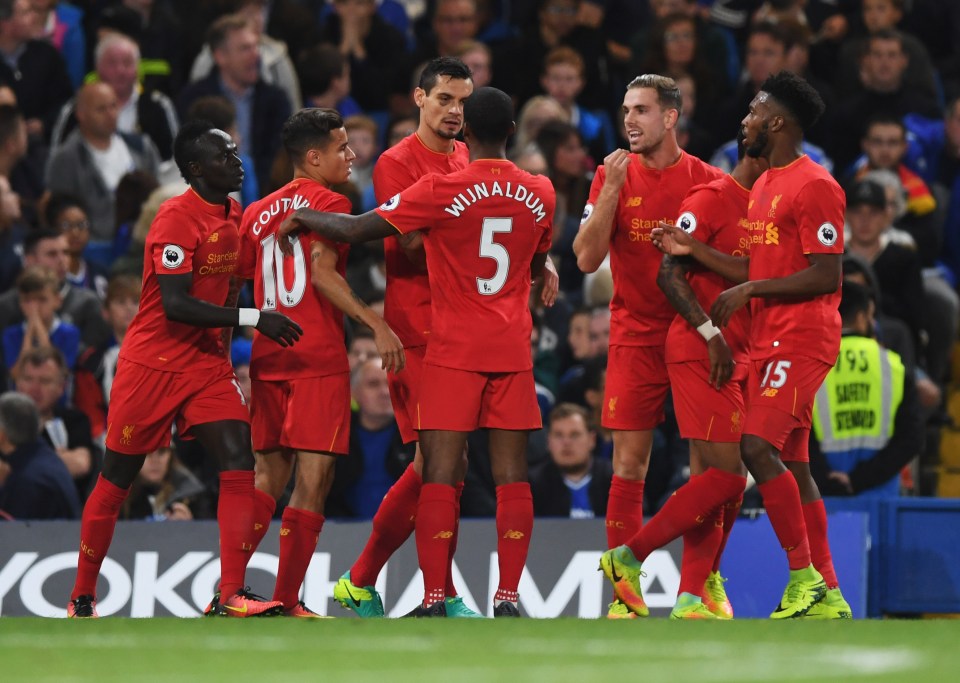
[1,617,955,683]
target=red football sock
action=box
[713,494,743,573]
[606,476,644,548]
[626,468,746,563]
[251,488,276,553]
[758,471,811,570]
[679,504,723,596]
[803,499,839,588]
[444,481,465,598]
[351,464,421,587]
[273,507,325,608]
[415,483,458,606]
[217,470,255,598]
[495,482,533,596]
[72,475,130,599]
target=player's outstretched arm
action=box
[658,254,733,388]
[278,208,396,252]
[157,273,303,347]
[653,222,749,284]
[310,241,405,372]
[710,253,841,327]
[573,149,630,273]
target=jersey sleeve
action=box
[676,185,719,246]
[149,205,202,275]
[236,208,257,280]
[374,174,437,235]
[584,165,606,209]
[796,178,846,255]
[372,153,414,204]
[309,189,354,263]
[536,178,556,254]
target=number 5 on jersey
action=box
[477,217,512,295]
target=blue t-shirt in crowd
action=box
[346,424,398,518]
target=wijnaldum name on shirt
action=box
[443,181,547,222]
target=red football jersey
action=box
[121,189,241,372]
[238,178,351,380]
[747,155,845,364]
[586,151,723,347]
[373,134,469,348]
[375,159,555,372]
[665,174,752,364]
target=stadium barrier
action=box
[1,512,873,618]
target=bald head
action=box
[76,83,119,144]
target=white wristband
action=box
[238,308,261,327]
[697,320,721,341]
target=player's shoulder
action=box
[683,152,725,180]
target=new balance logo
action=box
[279,528,291,536]
[625,196,643,207]
[761,388,779,398]
[503,530,525,540]
[433,531,454,539]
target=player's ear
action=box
[507,121,517,138]
[663,106,680,130]
[414,87,426,108]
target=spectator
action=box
[0,173,25,293]
[810,280,923,498]
[0,102,42,226]
[31,0,85,89]
[189,0,302,113]
[0,229,110,355]
[262,0,320,64]
[326,358,414,518]
[297,44,361,118]
[344,114,379,210]
[384,112,418,148]
[318,0,409,114]
[0,391,80,519]
[104,0,183,97]
[411,0,480,67]
[177,14,290,198]
[119,445,212,520]
[50,32,179,161]
[530,402,611,517]
[73,273,140,441]
[230,335,251,404]
[673,74,714,161]
[107,181,180,277]
[510,94,568,159]
[45,82,161,245]
[2,266,80,372]
[844,178,926,358]
[346,325,379,372]
[0,0,72,141]
[453,39,492,88]
[14,345,98,496]
[836,0,939,103]
[833,29,942,170]
[46,194,109,300]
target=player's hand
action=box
[373,322,405,373]
[277,210,314,256]
[706,334,735,389]
[602,148,632,190]
[165,501,193,521]
[540,256,559,307]
[710,282,752,328]
[256,311,303,347]
[651,221,694,256]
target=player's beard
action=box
[435,126,460,140]
[632,128,665,155]
[745,123,770,159]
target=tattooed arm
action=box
[310,240,405,372]
[657,253,734,388]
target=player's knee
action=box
[612,454,648,480]
[740,436,774,470]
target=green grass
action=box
[1,618,956,683]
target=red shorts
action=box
[743,355,832,461]
[418,363,542,431]
[106,358,249,455]
[602,344,670,430]
[250,373,350,454]
[667,360,747,443]
[388,344,425,444]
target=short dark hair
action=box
[866,28,905,53]
[0,392,40,447]
[207,14,250,52]
[0,103,23,147]
[627,74,683,116]
[839,280,873,325]
[16,265,59,295]
[536,120,581,172]
[548,402,593,429]
[759,70,825,131]
[863,113,905,138]
[173,119,218,182]
[44,193,87,229]
[282,108,344,161]
[749,21,788,49]
[16,345,69,377]
[418,56,472,94]
[23,229,63,255]
[298,44,346,98]
[463,86,513,144]
[187,96,236,133]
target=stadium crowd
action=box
[0,0,954,578]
